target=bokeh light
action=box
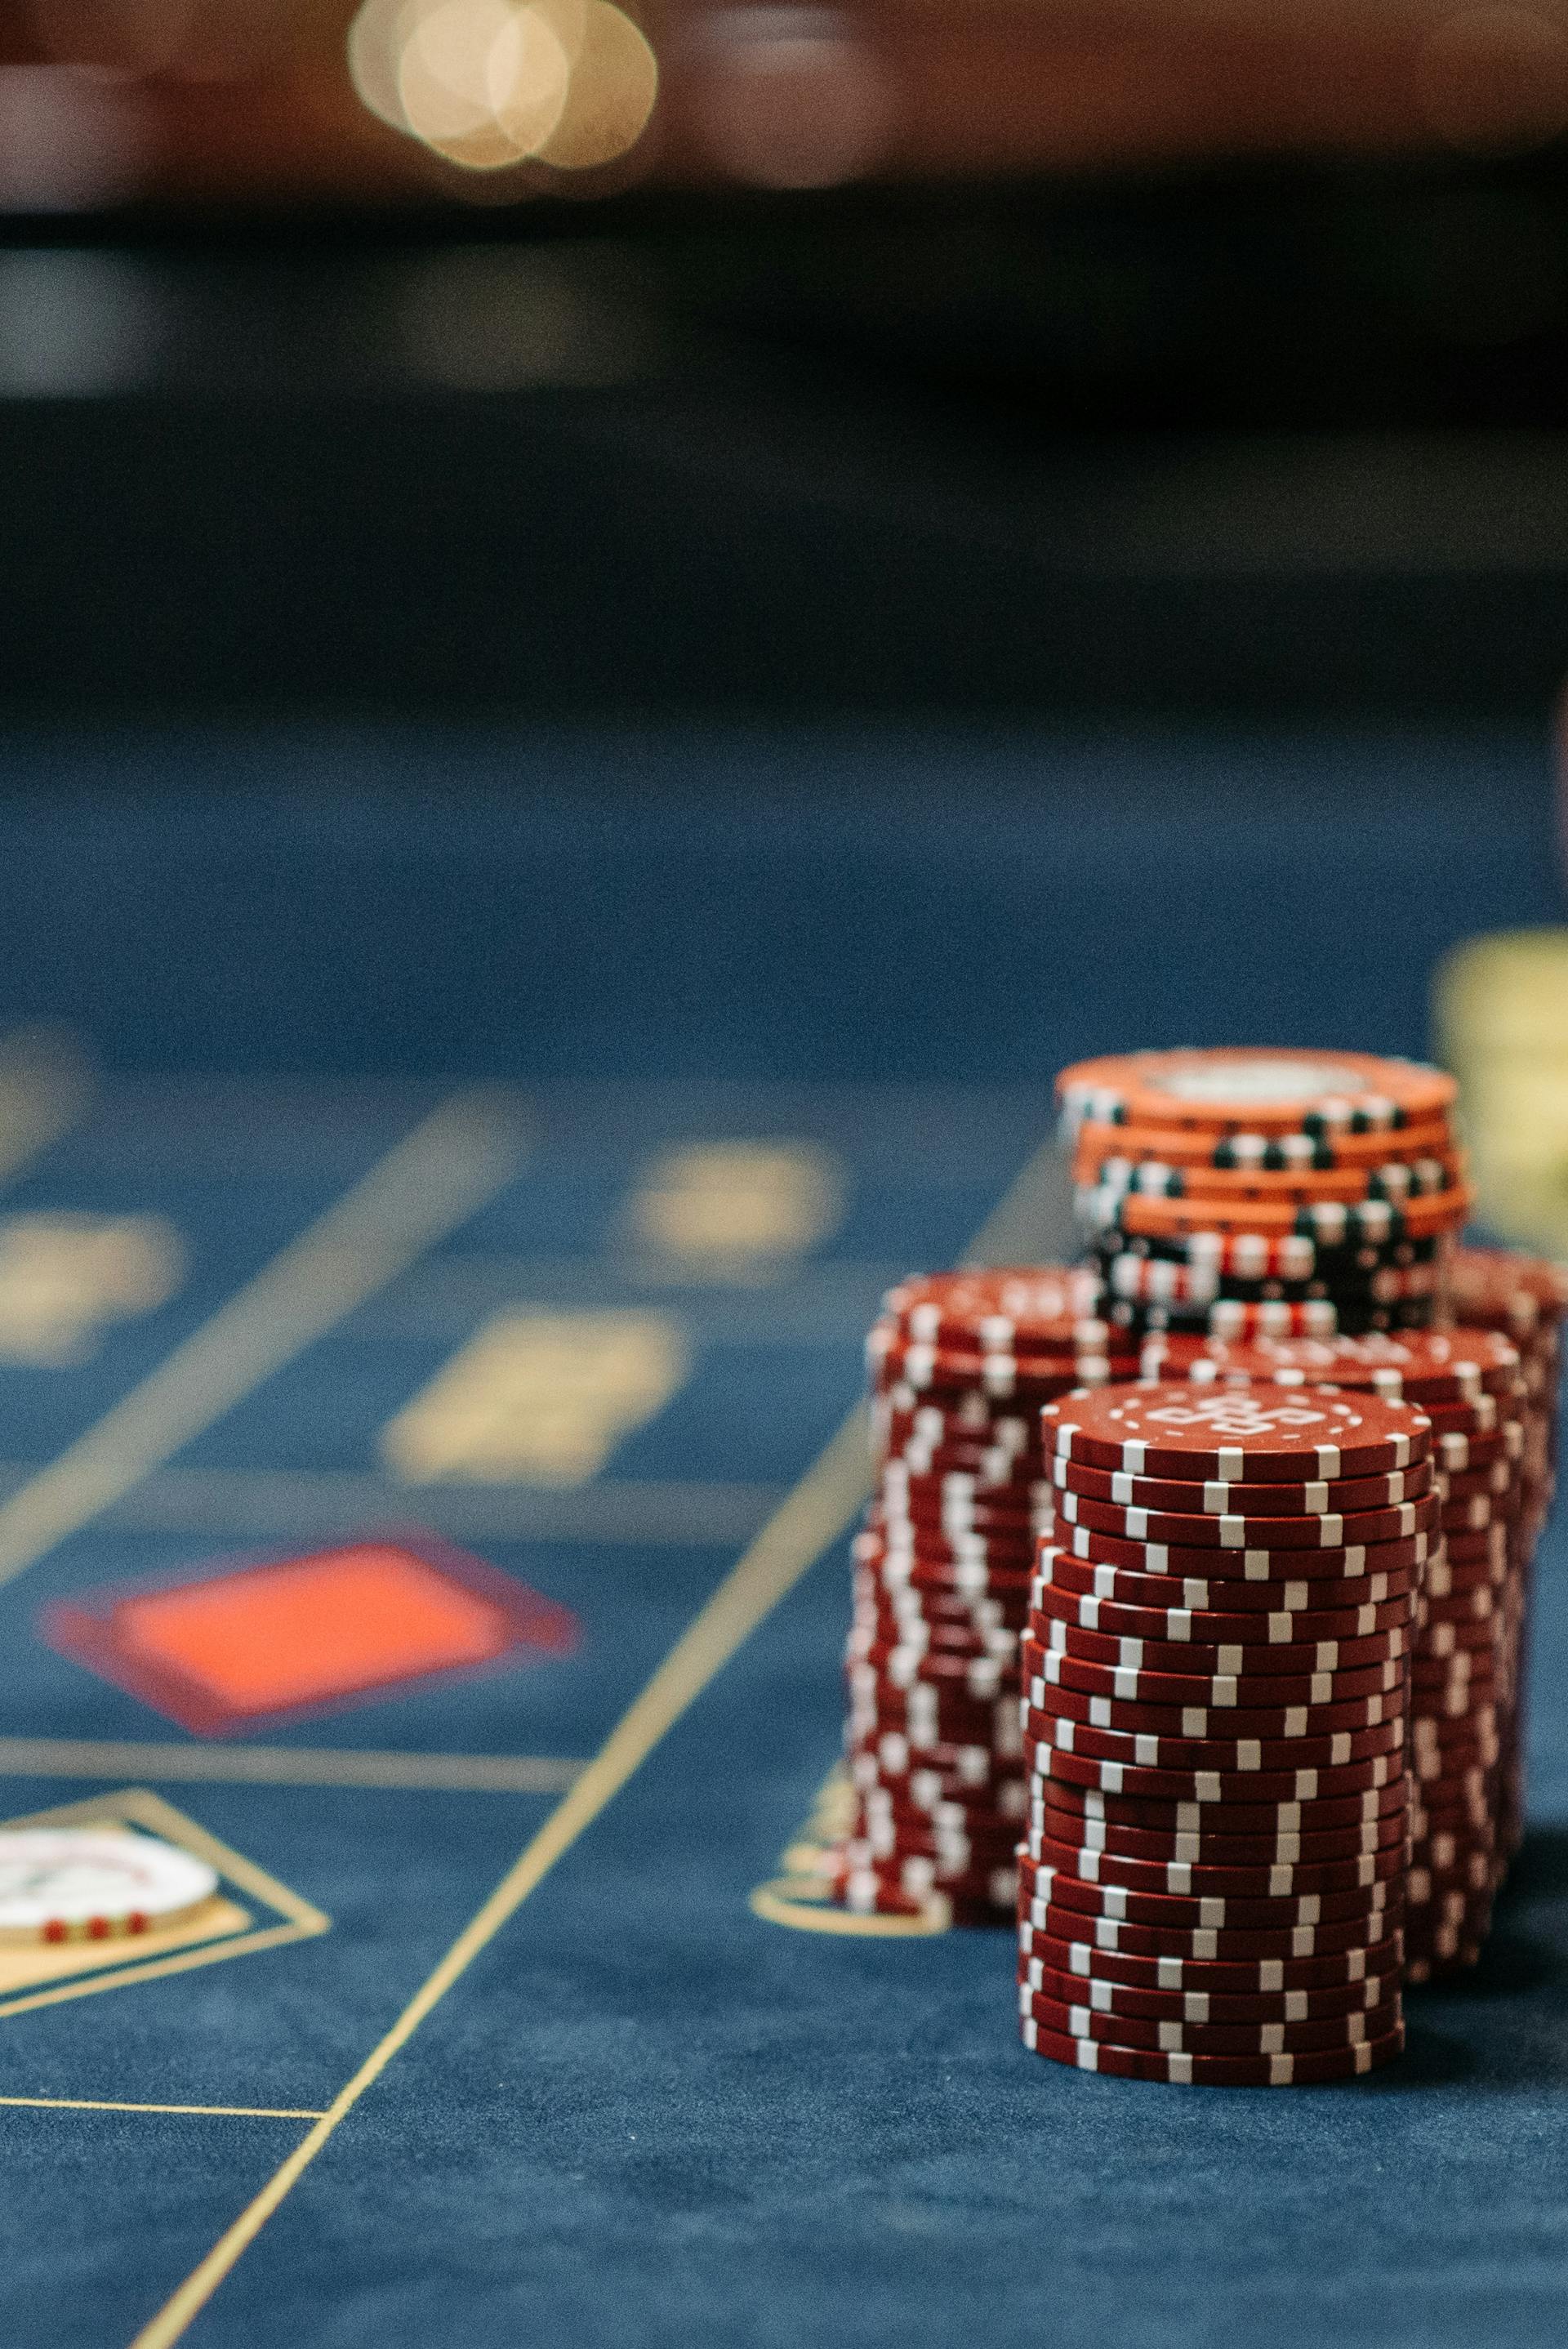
[348,0,656,174]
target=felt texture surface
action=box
[0,724,1562,2348]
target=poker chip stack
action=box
[1449,1246,1567,1559]
[1058,1049,1472,1342]
[1445,1246,1567,1874]
[831,1268,1137,1925]
[1143,1331,1530,1980]
[1021,1380,1432,2085]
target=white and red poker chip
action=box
[0,1826,218,1946]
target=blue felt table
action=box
[0,724,1565,2349]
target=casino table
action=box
[1,727,1566,2348]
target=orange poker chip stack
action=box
[1059,1048,1472,1345]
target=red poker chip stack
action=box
[1139,1328,1531,1979]
[1446,1248,1567,1865]
[1019,1380,1428,2083]
[828,1268,1137,1926]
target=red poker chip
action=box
[1419,1398,1512,1438]
[867,1558,1037,1607]
[1031,1799,1407,1866]
[1018,1920,1405,1996]
[849,1727,1012,1778]
[1440,1527,1512,1564]
[1041,1382,1432,1482]
[1019,1957,1403,2028]
[1053,1485,1439,1553]
[855,1799,1022,1846]
[847,1681,1020,1741]
[868,1503,1042,1559]
[855,1825,1022,1873]
[1037,1545,1419,1616]
[858,1598,1031,1651]
[868,1331,1133,1401]
[1450,1244,1568,1335]
[1031,1571,1415,1647]
[858,1536,1034,1598]
[1049,1456,1434,1518]
[1018,1892,1403,1968]
[1432,1428,1525,1473]
[1053,1518,1434,1583]
[877,1268,1106,1350]
[1017,1854,1401,1936]
[1437,1462,1520,1502]
[867,1504,1042,1546]
[1023,1826,1404,1901]
[877,1507,1046,1552]
[851,1638,1018,1695]
[881,1459,1051,1507]
[849,1617,1022,1669]
[849,1768,1022,1825]
[831,1867,1013,1925]
[1021,2012,1405,2082]
[838,1838,1018,1895]
[1035,1773,1408,1834]
[1026,1741,1402,1812]
[1024,1639,1405,1718]
[1022,1648,1405,1735]
[1030,1594,1411,1676]
[1410,1828,1499,1872]
[1171,1329,1523,1405]
[1025,1708,1406,1774]
[857,1567,1027,1628]
[1020,1985,1402,2058]
[877,1401,1036,1452]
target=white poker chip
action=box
[0,1827,219,1946]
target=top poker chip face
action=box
[1041,1382,1431,1482]
[880,1268,1106,1353]
[1057,1050,1457,1138]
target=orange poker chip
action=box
[1076,1155,1467,1209]
[1058,1049,1458,1138]
[1086,1187,1473,1242]
[1070,1114,1457,1173]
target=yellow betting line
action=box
[0,1089,527,1592]
[129,1133,1065,2349]
[0,1739,584,1796]
[0,2097,325,2120]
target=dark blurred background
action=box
[2,0,1567,721]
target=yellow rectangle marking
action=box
[381,1307,687,1485]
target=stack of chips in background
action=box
[1450,1246,1568,1862]
[1059,1049,1472,1344]
[832,1270,1137,1923]
[1142,1331,1529,1979]
[1021,1380,1429,2084]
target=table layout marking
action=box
[0,1087,528,1592]
[0,1739,586,1794]
[128,1129,1063,2349]
[0,2097,328,2120]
